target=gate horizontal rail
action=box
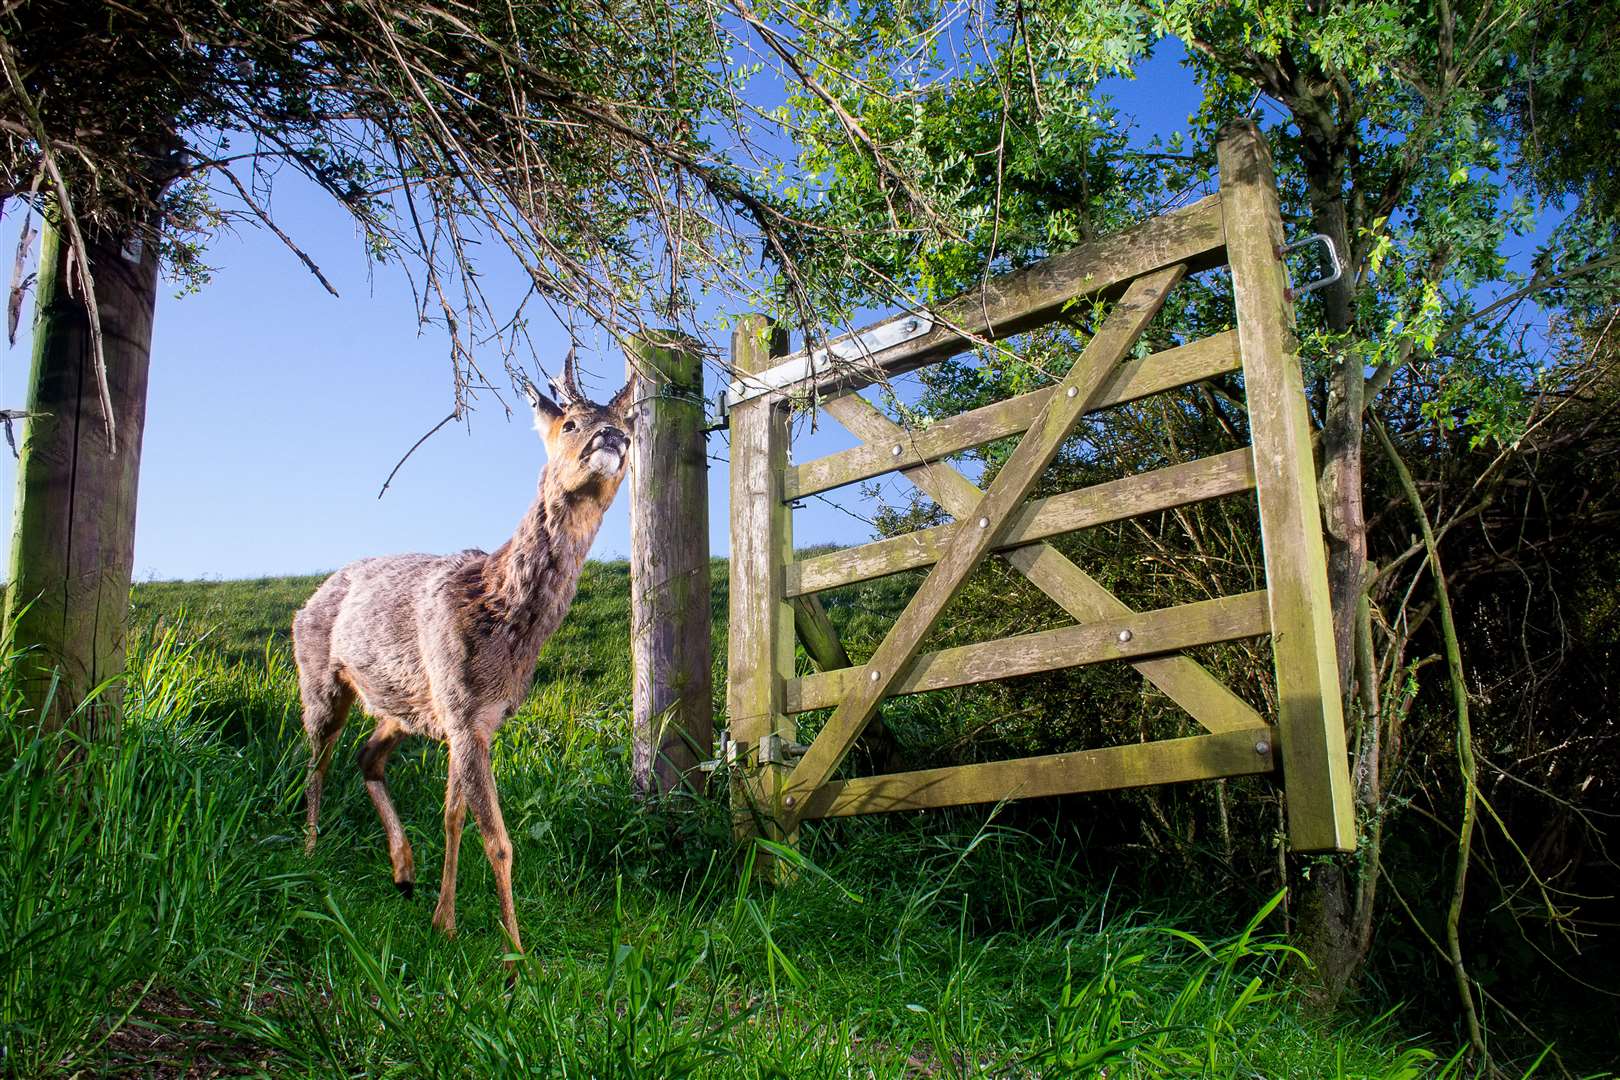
[785,590,1271,713]
[787,447,1257,596]
[800,727,1279,819]
[736,195,1228,403]
[784,331,1243,500]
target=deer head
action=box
[525,349,637,496]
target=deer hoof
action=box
[395,879,415,900]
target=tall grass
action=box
[0,596,1459,1076]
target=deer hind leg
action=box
[432,755,468,937]
[358,717,415,897]
[459,736,523,954]
[301,674,355,855]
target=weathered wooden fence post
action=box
[4,217,159,734]
[625,331,713,798]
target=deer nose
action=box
[588,427,626,453]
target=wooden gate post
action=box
[626,331,713,798]
[725,316,798,862]
[1218,120,1356,852]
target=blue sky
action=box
[0,45,1215,580]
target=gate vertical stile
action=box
[1218,120,1356,852]
[726,316,799,870]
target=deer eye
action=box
[561,419,577,433]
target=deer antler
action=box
[550,347,583,405]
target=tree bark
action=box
[3,216,157,733]
[1288,110,1380,1010]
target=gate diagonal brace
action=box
[779,265,1189,824]
[819,397,1264,736]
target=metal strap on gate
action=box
[716,311,935,417]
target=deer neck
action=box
[485,467,615,646]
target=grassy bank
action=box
[0,568,1462,1076]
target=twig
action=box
[376,410,458,499]
[0,35,116,453]
[215,166,339,297]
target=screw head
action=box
[891,443,903,457]
[903,318,919,333]
[1255,739,1271,756]
[869,669,881,681]
[784,795,797,808]
[978,517,989,528]
[1066,386,1078,398]
[1117,629,1133,644]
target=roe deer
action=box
[294,351,636,952]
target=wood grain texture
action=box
[786,331,1241,500]
[626,333,713,797]
[779,268,1188,818]
[786,590,1270,713]
[757,196,1225,400]
[787,448,1256,596]
[821,395,1265,735]
[725,318,798,853]
[801,727,1277,818]
[1219,121,1356,853]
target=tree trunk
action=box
[3,216,158,733]
[1293,130,1378,1009]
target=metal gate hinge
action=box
[758,733,810,766]
[699,731,809,770]
[699,729,746,773]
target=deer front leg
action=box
[457,736,523,954]
[432,762,467,937]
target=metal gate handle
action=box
[1279,233,1342,300]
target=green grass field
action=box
[1,565,1470,1076]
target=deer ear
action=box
[524,378,563,431]
[608,376,638,421]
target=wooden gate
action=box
[725,121,1355,857]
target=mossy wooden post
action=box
[626,331,713,798]
[4,218,158,733]
[726,316,797,867]
[1218,120,1356,852]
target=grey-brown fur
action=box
[294,352,636,951]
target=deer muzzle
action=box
[581,427,627,473]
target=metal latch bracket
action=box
[1278,233,1343,302]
